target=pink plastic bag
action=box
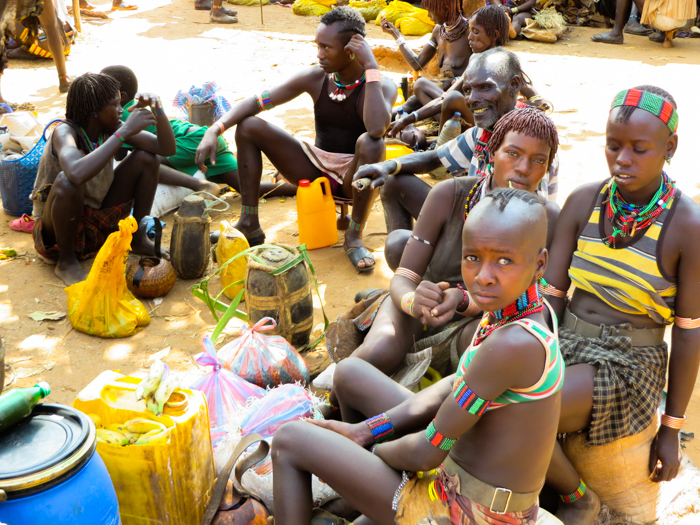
[191,336,265,433]
[240,383,315,439]
[219,317,310,389]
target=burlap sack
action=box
[560,415,659,524]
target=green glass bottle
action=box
[0,381,51,433]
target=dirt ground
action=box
[2,0,700,467]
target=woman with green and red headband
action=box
[542,86,700,525]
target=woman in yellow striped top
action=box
[541,85,700,525]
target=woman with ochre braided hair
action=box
[541,86,700,525]
[271,189,563,525]
[326,108,560,411]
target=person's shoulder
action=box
[52,121,79,144]
[670,191,700,231]
[430,178,459,199]
[477,321,547,368]
[293,66,326,86]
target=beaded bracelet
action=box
[366,69,381,83]
[113,132,126,144]
[365,413,395,443]
[425,420,457,451]
[661,413,686,430]
[452,380,491,415]
[511,6,519,14]
[255,90,274,111]
[401,292,415,316]
[456,284,469,312]
[154,106,165,117]
[560,479,587,504]
[539,277,567,298]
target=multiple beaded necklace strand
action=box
[603,172,676,248]
[329,73,366,102]
[472,282,544,346]
[440,16,469,42]
[80,128,104,152]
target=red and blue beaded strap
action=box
[425,420,457,450]
[494,282,540,320]
[452,380,491,415]
[365,413,395,443]
[610,89,678,134]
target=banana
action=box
[87,413,102,428]
[136,360,166,401]
[151,375,181,416]
[135,427,172,445]
[123,418,167,434]
[104,423,126,432]
[96,429,130,446]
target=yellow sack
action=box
[375,0,419,25]
[227,0,269,5]
[396,9,435,36]
[349,0,387,21]
[292,0,335,16]
[66,216,151,338]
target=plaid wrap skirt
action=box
[559,326,668,445]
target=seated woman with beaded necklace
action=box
[326,107,560,408]
[271,188,563,525]
[541,85,700,525]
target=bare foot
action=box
[556,488,601,525]
[55,258,88,286]
[663,33,674,47]
[591,31,623,44]
[59,75,73,94]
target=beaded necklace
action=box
[439,16,469,42]
[329,73,366,102]
[80,128,104,152]
[473,282,544,346]
[463,176,487,221]
[603,172,675,248]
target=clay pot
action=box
[126,257,177,298]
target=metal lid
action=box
[0,404,95,493]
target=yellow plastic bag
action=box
[349,0,387,21]
[66,216,151,338]
[227,0,269,5]
[292,0,335,16]
[374,0,419,25]
[397,9,436,36]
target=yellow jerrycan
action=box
[73,370,215,525]
[216,220,249,300]
[296,177,338,250]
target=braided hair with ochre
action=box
[488,107,559,167]
[422,0,464,29]
[471,5,510,48]
[66,73,121,130]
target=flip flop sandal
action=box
[345,246,375,273]
[591,33,624,44]
[354,288,383,303]
[624,24,653,36]
[9,214,35,233]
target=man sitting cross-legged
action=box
[30,73,176,286]
[196,6,397,272]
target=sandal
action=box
[344,245,375,273]
[354,288,382,303]
[245,227,266,247]
[9,214,35,233]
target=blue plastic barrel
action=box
[0,404,121,524]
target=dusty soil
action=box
[2,0,700,468]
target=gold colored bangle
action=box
[661,413,686,430]
[395,267,421,285]
[389,160,402,176]
[675,316,700,329]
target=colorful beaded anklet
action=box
[348,220,362,232]
[560,479,587,503]
[425,420,457,450]
[241,205,258,215]
[365,413,394,443]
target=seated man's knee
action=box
[235,115,265,142]
[380,172,403,199]
[413,78,432,96]
[51,171,82,198]
[443,90,465,109]
[356,132,384,158]
[130,149,160,169]
[385,229,410,272]
[271,420,307,457]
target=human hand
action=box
[416,282,458,326]
[499,4,511,14]
[195,128,220,172]
[121,107,157,136]
[128,92,164,113]
[345,34,378,71]
[354,162,390,190]
[306,418,373,448]
[388,115,412,137]
[380,17,399,37]
[648,426,682,482]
